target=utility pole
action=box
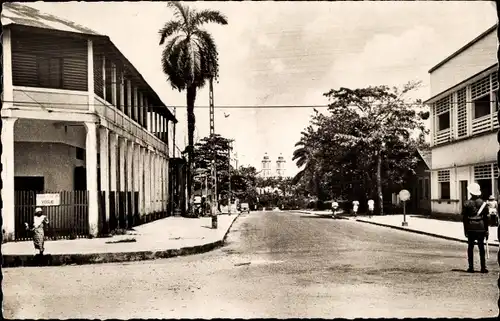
[209,77,218,228]
[228,142,232,215]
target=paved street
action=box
[3,211,499,319]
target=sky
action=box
[26,1,498,177]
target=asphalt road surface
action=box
[3,211,499,319]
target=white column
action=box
[3,29,13,108]
[85,122,99,237]
[127,81,133,119]
[156,154,161,212]
[102,57,106,99]
[99,127,110,226]
[138,91,143,127]
[144,149,151,215]
[153,152,158,213]
[1,118,16,241]
[127,141,134,211]
[120,72,125,113]
[152,152,157,212]
[109,133,118,192]
[111,63,117,106]
[119,137,127,192]
[87,40,95,112]
[139,146,145,216]
[133,143,140,207]
[162,157,167,212]
[133,87,139,124]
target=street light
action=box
[399,189,410,227]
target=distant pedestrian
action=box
[331,201,339,218]
[25,207,49,255]
[462,183,489,273]
[352,200,359,217]
[486,195,498,226]
[367,199,375,218]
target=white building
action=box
[260,153,272,178]
[259,153,287,178]
[1,4,177,241]
[276,154,286,178]
[425,24,498,215]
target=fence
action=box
[98,191,141,235]
[14,190,89,241]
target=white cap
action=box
[35,207,42,213]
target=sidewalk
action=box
[356,215,499,247]
[2,214,240,267]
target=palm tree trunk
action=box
[376,150,384,215]
[186,85,197,215]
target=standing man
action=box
[462,183,489,273]
[367,199,375,218]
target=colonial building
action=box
[259,153,287,178]
[260,153,272,178]
[424,24,498,216]
[1,3,177,241]
[276,154,286,178]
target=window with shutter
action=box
[37,56,63,89]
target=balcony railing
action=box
[434,128,451,145]
[471,114,492,135]
[12,87,89,111]
[94,96,168,154]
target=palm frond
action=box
[191,9,228,26]
[167,1,189,25]
[159,21,182,45]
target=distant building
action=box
[424,24,498,216]
[260,153,272,178]
[276,154,286,178]
[259,153,287,178]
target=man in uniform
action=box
[462,183,489,273]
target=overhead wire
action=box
[4,99,494,109]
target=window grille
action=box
[492,72,498,91]
[494,164,499,178]
[474,164,492,180]
[471,75,491,100]
[437,170,450,182]
[457,88,467,137]
[435,95,451,115]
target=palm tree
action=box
[159,1,228,214]
[292,134,322,197]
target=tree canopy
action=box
[293,81,429,214]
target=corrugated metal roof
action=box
[1,3,177,122]
[1,2,101,36]
[417,149,431,170]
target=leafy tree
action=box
[294,81,428,214]
[192,134,233,198]
[159,1,228,213]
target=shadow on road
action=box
[299,215,350,220]
[299,214,333,219]
[451,268,475,274]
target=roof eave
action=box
[428,24,497,74]
[6,23,177,122]
[423,63,498,104]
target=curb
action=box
[356,219,500,247]
[2,214,242,268]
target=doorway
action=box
[460,180,468,209]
